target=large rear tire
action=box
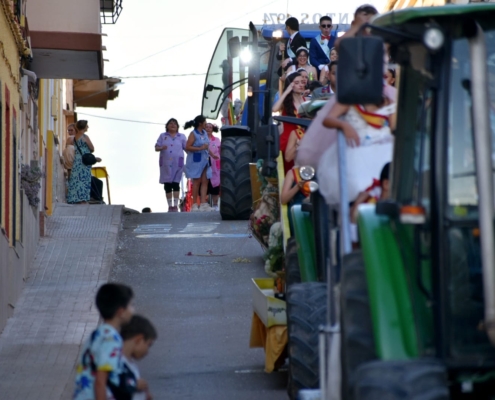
[286,282,327,399]
[352,359,449,400]
[219,136,252,220]
[341,251,377,400]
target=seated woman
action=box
[272,72,308,173]
[284,127,305,164]
[281,166,310,233]
[283,48,318,82]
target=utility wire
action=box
[77,112,164,125]
[110,0,279,73]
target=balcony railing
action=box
[100,0,123,24]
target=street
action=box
[110,211,288,400]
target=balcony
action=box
[100,0,123,25]
[73,78,122,109]
[26,0,103,79]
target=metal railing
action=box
[100,0,123,24]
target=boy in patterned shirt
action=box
[74,283,134,400]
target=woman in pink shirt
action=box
[205,122,221,211]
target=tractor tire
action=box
[286,282,327,400]
[285,238,301,288]
[341,251,377,400]
[352,359,449,400]
[219,136,252,220]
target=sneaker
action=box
[191,204,200,212]
[212,205,219,212]
[168,206,178,212]
[199,203,212,212]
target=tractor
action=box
[287,3,495,399]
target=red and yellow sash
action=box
[292,168,310,197]
[294,127,305,140]
[354,105,389,129]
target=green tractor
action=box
[288,3,495,399]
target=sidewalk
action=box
[0,204,123,400]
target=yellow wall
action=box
[0,6,21,245]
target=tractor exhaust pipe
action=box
[468,21,495,346]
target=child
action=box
[120,315,158,400]
[74,283,134,400]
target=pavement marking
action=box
[174,261,220,265]
[234,369,266,374]
[136,233,249,239]
[179,222,220,233]
[134,224,172,233]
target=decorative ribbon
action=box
[354,105,390,129]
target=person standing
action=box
[155,118,187,212]
[309,16,336,79]
[67,120,95,204]
[277,17,306,62]
[184,115,218,212]
[63,123,76,179]
[205,122,221,211]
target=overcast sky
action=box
[81,0,387,212]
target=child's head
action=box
[96,283,134,325]
[120,315,157,360]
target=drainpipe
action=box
[21,68,37,83]
[468,22,495,346]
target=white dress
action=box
[317,103,395,205]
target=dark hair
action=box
[141,207,151,213]
[120,315,157,341]
[387,68,396,78]
[184,115,206,130]
[354,4,378,17]
[309,81,323,92]
[165,118,179,132]
[96,283,133,320]
[380,162,390,184]
[285,17,299,31]
[283,72,302,116]
[295,48,309,69]
[207,123,219,133]
[76,120,88,131]
[329,61,338,70]
[320,16,332,24]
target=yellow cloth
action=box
[249,312,288,373]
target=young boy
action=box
[74,283,134,400]
[120,315,158,400]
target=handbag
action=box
[74,138,97,166]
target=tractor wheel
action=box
[352,359,449,400]
[286,282,327,400]
[285,238,301,288]
[341,251,377,400]
[219,136,252,220]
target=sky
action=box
[80,0,388,212]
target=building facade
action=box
[0,0,123,332]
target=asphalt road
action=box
[110,211,288,400]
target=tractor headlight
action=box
[299,165,315,181]
[272,30,283,39]
[240,48,252,63]
[423,27,444,51]
[308,181,319,193]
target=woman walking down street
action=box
[155,118,187,212]
[184,115,219,212]
[63,123,76,180]
[205,122,221,211]
[67,120,97,204]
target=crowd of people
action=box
[278,5,397,244]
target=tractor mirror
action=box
[337,36,385,105]
[229,37,241,58]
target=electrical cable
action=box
[76,112,164,125]
[110,0,279,73]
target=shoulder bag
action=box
[74,137,97,166]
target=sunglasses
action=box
[320,24,332,28]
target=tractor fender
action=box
[291,204,317,282]
[357,204,419,360]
